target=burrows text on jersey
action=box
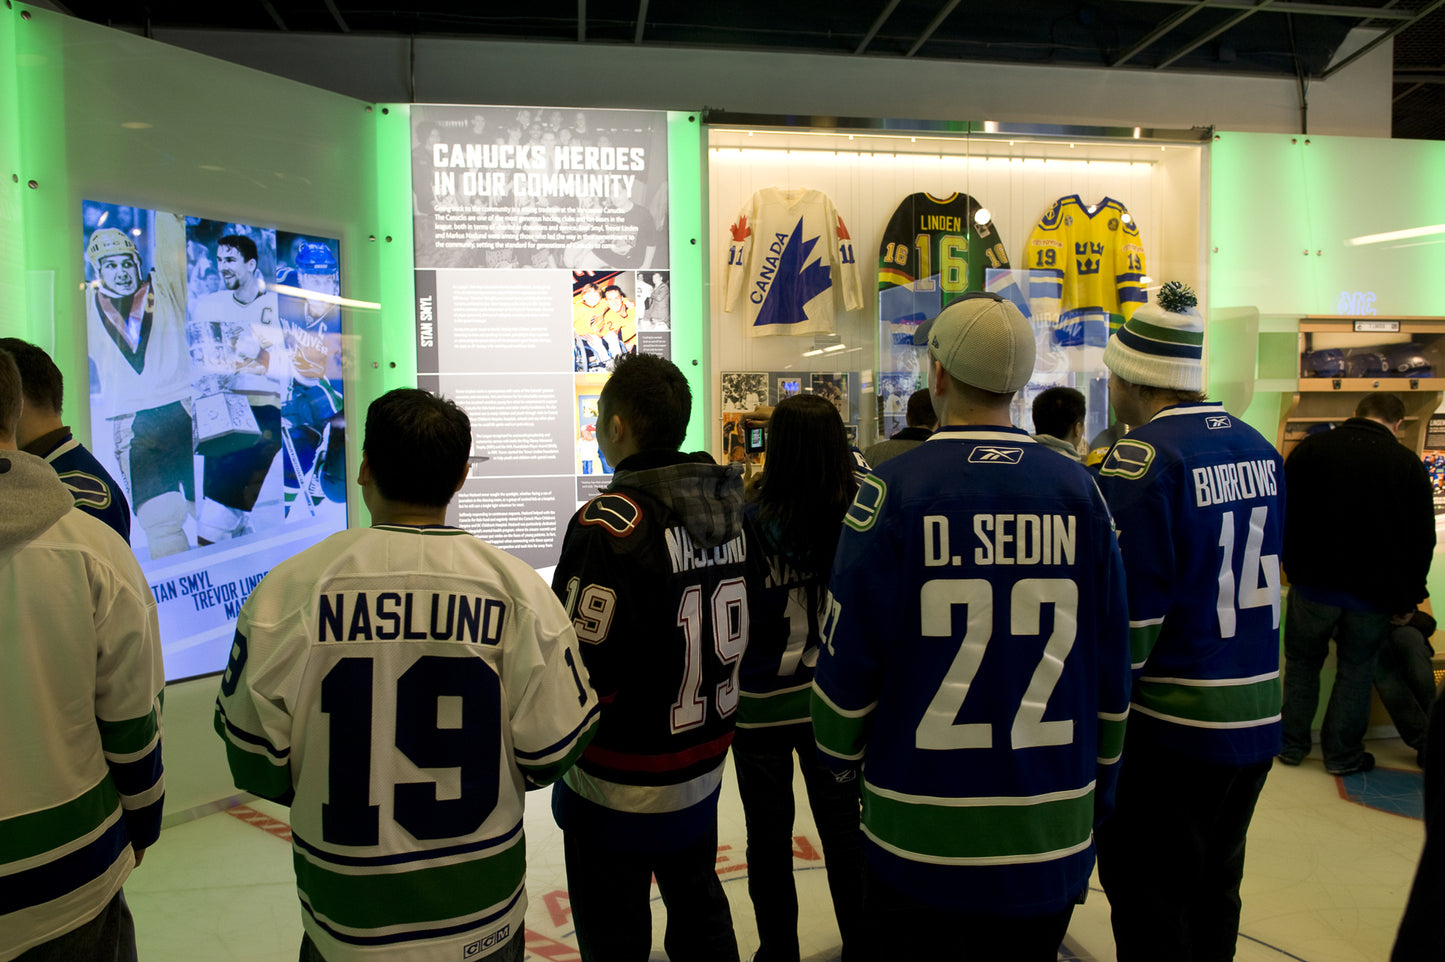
[317,591,506,644]
[923,513,1079,567]
[1192,458,1278,508]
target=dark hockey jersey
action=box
[1097,403,1284,766]
[24,427,132,542]
[812,427,1131,917]
[877,191,1010,320]
[551,452,750,851]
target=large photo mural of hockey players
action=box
[82,199,348,680]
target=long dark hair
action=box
[751,394,858,575]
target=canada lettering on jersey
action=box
[1192,458,1279,508]
[921,513,1078,568]
[664,527,748,575]
[317,591,506,644]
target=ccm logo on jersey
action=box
[580,493,641,537]
[462,925,509,958]
[1206,415,1232,430]
[968,446,1023,464]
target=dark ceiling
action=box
[51,0,1445,139]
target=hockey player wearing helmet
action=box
[275,241,346,513]
[84,219,196,557]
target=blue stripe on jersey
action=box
[301,883,523,947]
[0,812,129,914]
[1117,273,1146,284]
[514,704,601,761]
[214,701,291,758]
[291,821,523,869]
[1118,288,1148,303]
[106,748,163,798]
[1117,325,1203,359]
[1030,278,1063,298]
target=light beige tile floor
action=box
[125,738,1428,962]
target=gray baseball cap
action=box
[913,293,1036,395]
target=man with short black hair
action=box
[814,293,1131,960]
[1279,391,1435,775]
[1094,282,1285,962]
[551,352,748,962]
[0,337,131,540]
[1031,385,1087,462]
[215,387,599,962]
[1,345,165,962]
[862,388,936,467]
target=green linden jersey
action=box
[876,192,1010,310]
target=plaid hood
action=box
[609,460,746,550]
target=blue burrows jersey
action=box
[1096,403,1284,766]
[1024,196,1146,349]
[30,431,132,542]
[812,428,1131,917]
[551,458,750,850]
[214,525,600,962]
[724,187,863,337]
[877,192,1010,320]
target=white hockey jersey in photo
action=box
[724,187,863,337]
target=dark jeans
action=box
[17,890,135,962]
[732,724,866,962]
[1096,741,1271,962]
[862,860,1073,961]
[1392,682,1445,961]
[1375,623,1437,751]
[563,818,737,962]
[1281,587,1390,770]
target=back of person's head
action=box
[921,292,1035,400]
[905,388,936,429]
[1032,386,1086,440]
[363,388,471,506]
[0,348,20,441]
[600,352,690,452]
[1356,392,1405,424]
[0,338,63,414]
[754,393,858,571]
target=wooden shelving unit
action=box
[1277,315,1445,459]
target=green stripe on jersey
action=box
[738,686,810,727]
[0,777,119,863]
[214,714,293,800]
[1135,676,1281,726]
[98,708,160,755]
[810,690,870,759]
[1098,715,1127,762]
[1129,623,1162,665]
[295,834,526,930]
[862,783,1093,862]
[518,717,598,785]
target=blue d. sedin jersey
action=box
[1096,402,1285,766]
[812,427,1131,917]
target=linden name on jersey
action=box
[317,591,507,644]
[1192,458,1279,508]
[664,527,748,575]
[923,513,1079,567]
[917,214,969,233]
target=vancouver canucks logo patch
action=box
[580,493,641,537]
[1206,415,1232,430]
[1099,439,1156,479]
[968,445,1024,464]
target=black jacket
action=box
[1283,417,1436,613]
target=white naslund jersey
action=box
[214,525,601,961]
[724,187,863,337]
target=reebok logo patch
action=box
[1206,415,1232,430]
[968,446,1024,464]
